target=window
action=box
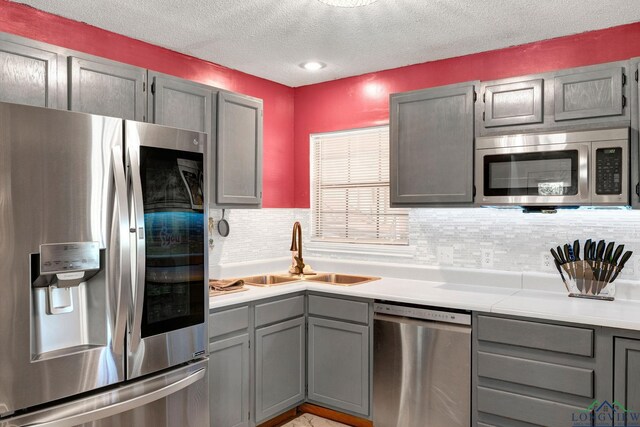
[311,126,409,245]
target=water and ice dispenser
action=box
[31,242,107,359]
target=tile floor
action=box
[281,413,350,427]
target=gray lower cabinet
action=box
[614,338,640,417]
[632,58,640,210]
[0,36,63,108]
[389,81,476,206]
[307,317,370,416]
[474,314,608,427]
[209,334,250,427]
[216,91,263,206]
[68,56,146,120]
[254,316,305,423]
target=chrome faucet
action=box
[289,221,305,275]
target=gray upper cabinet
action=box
[254,316,305,423]
[216,91,263,206]
[148,71,212,134]
[68,56,145,120]
[0,36,63,109]
[614,338,640,417]
[483,78,543,128]
[209,333,250,427]
[307,316,370,417]
[554,65,625,121]
[390,82,476,206]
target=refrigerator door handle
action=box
[127,145,146,353]
[23,367,206,427]
[111,145,130,356]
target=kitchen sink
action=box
[240,275,300,287]
[305,273,379,286]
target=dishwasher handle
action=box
[374,313,471,334]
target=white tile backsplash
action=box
[209,208,640,281]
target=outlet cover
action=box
[540,252,553,271]
[481,249,494,269]
[437,246,454,265]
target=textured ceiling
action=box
[11,0,640,87]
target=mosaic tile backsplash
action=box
[209,208,640,280]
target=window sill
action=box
[306,241,416,259]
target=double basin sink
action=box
[239,273,379,287]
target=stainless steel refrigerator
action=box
[0,102,209,426]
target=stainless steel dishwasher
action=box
[373,302,471,427]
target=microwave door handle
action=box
[111,146,130,356]
[579,144,589,200]
[128,146,146,353]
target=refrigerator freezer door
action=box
[0,103,127,416]
[3,358,209,427]
[125,121,208,379]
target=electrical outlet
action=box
[437,246,454,265]
[481,249,494,268]
[541,252,553,271]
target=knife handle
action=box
[603,242,614,263]
[557,246,566,264]
[584,240,592,260]
[564,244,572,263]
[596,240,605,262]
[618,251,633,269]
[612,245,625,265]
[573,240,580,261]
[550,248,564,266]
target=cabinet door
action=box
[0,39,61,108]
[255,317,305,423]
[69,56,145,120]
[390,82,475,206]
[148,72,212,134]
[483,79,543,127]
[209,334,250,427]
[614,338,640,418]
[632,60,640,210]
[554,66,624,121]
[307,317,370,416]
[216,91,263,206]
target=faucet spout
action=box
[289,222,305,275]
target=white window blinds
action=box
[311,126,409,245]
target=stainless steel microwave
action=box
[475,128,629,207]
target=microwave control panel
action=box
[595,147,622,195]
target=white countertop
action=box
[209,258,640,331]
[209,276,518,312]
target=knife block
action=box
[559,260,620,301]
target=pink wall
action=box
[3,1,640,209]
[0,0,295,208]
[293,22,640,207]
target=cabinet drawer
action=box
[477,316,593,357]
[478,352,593,397]
[209,306,249,339]
[255,295,304,327]
[477,387,584,425]
[308,295,369,324]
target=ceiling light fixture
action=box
[317,0,379,7]
[300,61,326,71]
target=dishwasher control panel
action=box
[374,303,471,325]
